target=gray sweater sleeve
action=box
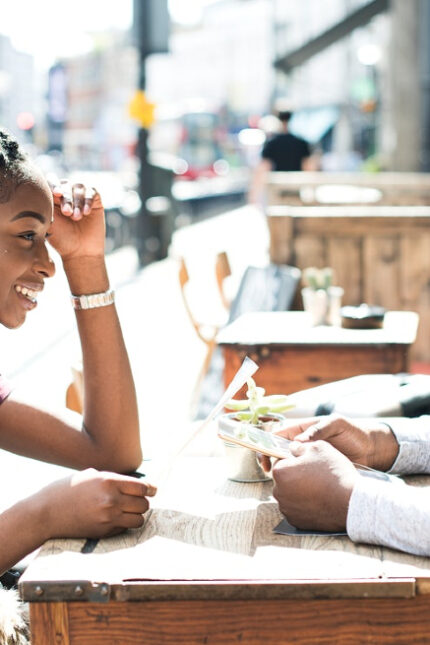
[384,415,430,474]
[346,473,430,556]
[346,416,430,555]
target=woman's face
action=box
[0,174,55,329]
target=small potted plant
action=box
[301,267,344,326]
[219,377,293,482]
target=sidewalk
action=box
[0,204,269,462]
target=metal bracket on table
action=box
[19,580,111,603]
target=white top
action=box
[347,416,430,556]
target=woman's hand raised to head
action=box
[48,179,106,262]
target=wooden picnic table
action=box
[18,420,430,645]
[266,204,430,362]
[218,310,419,397]
[266,171,430,206]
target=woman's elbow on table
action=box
[82,433,143,474]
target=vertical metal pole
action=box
[136,51,153,266]
[135,2,159,267]
[419,0,430,170]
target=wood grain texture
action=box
[38,597,430,645]
[222,345,408,395]
[30,602,69,645]
[267,215,294,265]
[327,237,362,306]
[363,237,400,311]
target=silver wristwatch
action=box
[71,289,115,310]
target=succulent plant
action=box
[224,377,294,425]
[303,267,333,291]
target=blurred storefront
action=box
[54,32,138,172]
[0,34,35,142]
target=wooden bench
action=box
[266,205,430,362]
[266,171,430,206]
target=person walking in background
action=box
[248,107,318,206]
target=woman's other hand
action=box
[34,469,156,540]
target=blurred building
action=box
[55,32,138,171]
[271,0,428,171]
[147,0,274,118]
[146,0,428,172]
[0,34,35,138]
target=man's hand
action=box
[33,469,157,540]
[260,414,399,472]
[48,180,106,261]
[272,441,358,532]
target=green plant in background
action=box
[224,377,293,425]
[303,267,333,291]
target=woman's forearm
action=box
[0,496,48,576]
[63,255,142,473]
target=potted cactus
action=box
[301,267,344,326]
[218,377,293,482]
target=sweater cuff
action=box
[346,474,405,546]
[346,471,430,556]
[384,416,430,474]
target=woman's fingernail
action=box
[145,484,157,496]
[62,204,72,214]
[83,204,91,215]
[73,207,81,218]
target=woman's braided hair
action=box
[0,127,34,203]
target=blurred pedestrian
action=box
[0,127,155,641]
[249,107,318,205]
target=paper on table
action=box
[153,356,259,486]
[274,518,347,537]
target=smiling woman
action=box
[0,171,55,329]
[0,127,155,640]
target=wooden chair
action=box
[178,256,229,409]
[215,251,232,311]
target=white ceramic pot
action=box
[302,286,344,326]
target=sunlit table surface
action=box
[16,421,430,644]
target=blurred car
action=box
[149,101,229,181]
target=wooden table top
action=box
[217,311,419,347]
[19,422,430,603]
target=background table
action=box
[264,201,430,362]
[19,421,430,645]
[217,310,419,397]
